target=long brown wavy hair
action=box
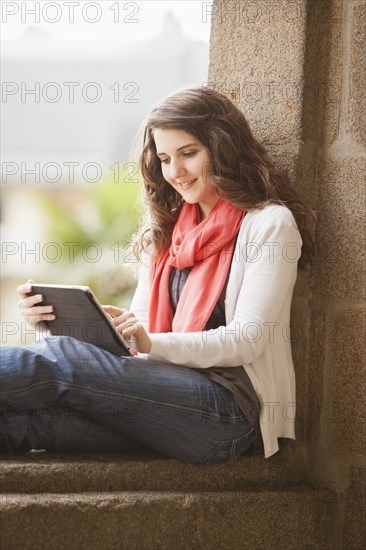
[133,86,316,269]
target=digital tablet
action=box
[27,284,133,357]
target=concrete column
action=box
[208,1,365,548]
[208,0,311,455]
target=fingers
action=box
[101,305,151,353]
[20,303,55,318]
[102,305,128,317]
[16,281,33,300]
[18,293,44,309]
[119,321,142,341]
[112,315,139,333]
[102,305,132,328]
[101,305,141,342]
[16,281,55,329]
[109,310,140,337]
[18,294,55,323]
[115,319,151,354]
[19,303,56,328]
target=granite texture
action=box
[313,156,366,299]
[208,0,307,145]
[342,467,366,550]
[0,444,303,495]
[207,2,365,550]
[1,487,337,550]
[290,297,311,443]
[306,308,328,442]
[329,308,366,455]
[349,3,366,147]
[304,0,344,145]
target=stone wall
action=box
[208,1,365,548]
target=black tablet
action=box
[28,284,133,357]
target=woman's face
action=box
[153,128,219,220]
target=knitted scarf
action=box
[148,199,246,332]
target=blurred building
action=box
[2,11,209,171]
[1,12,209,344]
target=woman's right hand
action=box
[17,279,56,331]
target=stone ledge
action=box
[0,488,337,550]
[1,441,305,494]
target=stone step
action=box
[1,487,337,550]
[0,444,305,494]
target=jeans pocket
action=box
[199,426,255,465]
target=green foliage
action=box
[34,192,92,254]
[33,166,144,306]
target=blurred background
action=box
[1,0,212,345]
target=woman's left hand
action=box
[102,305,152,354]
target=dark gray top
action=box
[169,265,260,423]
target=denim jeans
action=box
[0,336,255,463]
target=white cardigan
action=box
[129,204,302,458]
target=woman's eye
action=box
[160,151,196,164]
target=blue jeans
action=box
[0,336,255,463]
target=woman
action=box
[0,86,316,462]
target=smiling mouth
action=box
[177,179,197,189]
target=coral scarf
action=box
[148,199,246,333]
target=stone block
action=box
[296,141,322,212]
[302,0,344,144]
[267,147,316,221]
[349,3,366,148]
[342,467,366,550]
[0,487,337,550]
[291,298,311,443]
[306,308,328,441]
[329,308,366,455]
[293,268,312,300]
[208,0,307,144]
[268,145,300,183]
[0,447,303,495]
[313,156,366,299]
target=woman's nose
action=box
[169,158,186,180]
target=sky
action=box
[1,0,213,43]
